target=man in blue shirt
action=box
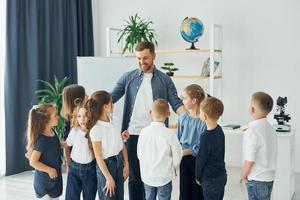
[111,41,185,200]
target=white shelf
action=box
[110,48,222,56]
[106,24,223,97]
[171,75,222,80]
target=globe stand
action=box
[186,42,199,50]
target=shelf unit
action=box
[106,24,223,97]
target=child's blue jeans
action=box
[96,153,124,200]
[65,159,97,200]
[246,180,274,200]
[144,181,172,200]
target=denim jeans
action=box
[65,160,97,200]
[202,174,227,200]
[246,180,274,200]
[96,153,124,200]
[144,181,172,200]
[127,135,145,200]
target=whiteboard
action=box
[77,56,137,130]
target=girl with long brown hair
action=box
[61,84,88,166]
[26,104,62,199]
[87,90,129,200]
[64,102,97,200]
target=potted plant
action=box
[117,13,158,54]
[161,62,179,76]
[35,76,69,140]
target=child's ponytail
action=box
[85,91,112,152]
[26,104,54,159]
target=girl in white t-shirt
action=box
[64,104,97,200]
[86,90,129,200]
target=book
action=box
[222,124,241,130]
[201,58,220,77]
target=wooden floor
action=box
[0,167,299,200]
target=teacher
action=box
[111,41,185,200]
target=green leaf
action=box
[35,76,69,138]
[118,14,158,54]
[37,79,56,93]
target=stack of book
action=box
[200,57,220,77]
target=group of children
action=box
[26,83,277,200]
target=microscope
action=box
[274,96,291,132]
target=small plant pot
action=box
[166,72,174,76]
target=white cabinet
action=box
[224,129,296,200]
[272,130,295,200]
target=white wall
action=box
[92,0,300,171]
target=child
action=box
[177,84,206,200]
[195,97,227,200]
[61,84,88,165]
[137,99,182,200]
[64,104,97,200]
[240,92,277,200]
[87,90,129,200]
[26,104,63,200]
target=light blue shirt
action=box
[177,112,206,157]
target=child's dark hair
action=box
[86,90,112,130]
[26,104,55,158]
[184,84,206,111]
[200,97,224,120]
[251,92,273,114]
[61,84,86,120]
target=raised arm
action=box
[165,76,185,115]
[111,72,127,104]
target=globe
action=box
[180,17,204,49]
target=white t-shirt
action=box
[137,122,183,187]
[66,127,94,164]
[90,119,123,159]
[243,118,277,181]
[128,73,153,135]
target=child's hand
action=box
[121,130,130,141]
[182,149,192,156]
[123,162,129,181]
[103,176,116,197]
[240,176,248,184]
[240,125,249,131]
[60,141,67,148]
[47,168,58,179]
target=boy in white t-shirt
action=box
[240,92,277,200]
[137,99,182,200]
